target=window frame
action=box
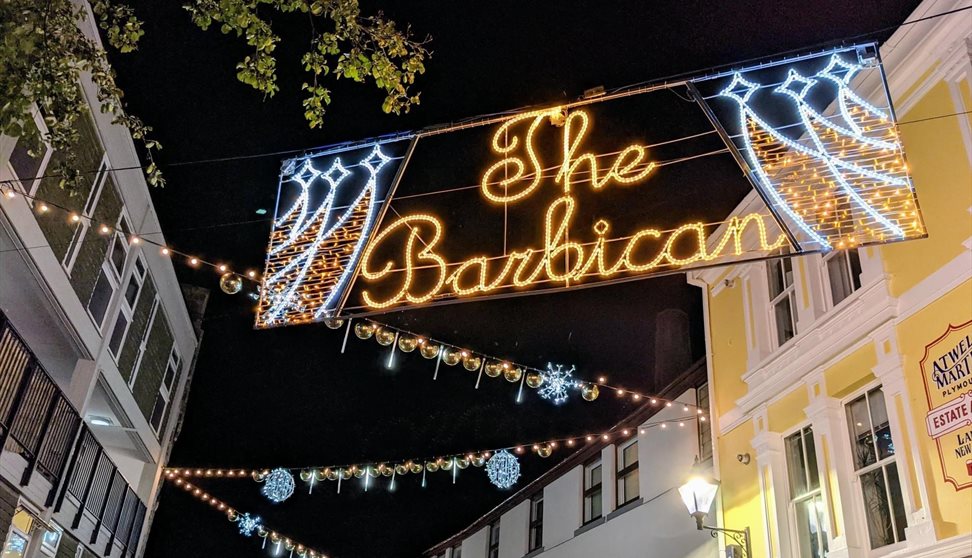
[843,385,908,551]
[616,438,640,508]
[5,109,54,198]
[62,155,110,274]
[449,542,461,558]
[107,251,146,361]
[582,457,603,524]
[83,210,132,331]
[128,297,160,389]
[766,250,798,347]
[486,520,500,558]
[149,345,181,436]
[784,424,829,558]
[528,492,543,551]
[821,248,863,309]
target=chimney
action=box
[654,308,691,388]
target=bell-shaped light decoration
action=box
[678,474,719,529]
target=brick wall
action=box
[132,310,173,422]
[118,277,158,383]
[33,113,105,263]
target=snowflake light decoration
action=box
[538,363,575,405]
[485,449,521,489]
[237,513,262,537]
[261,468,295,503]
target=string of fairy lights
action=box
[167,412,703,558]
[0,183,705,412]
[165,412,704,495]
[170,475,327,558]
[335,317,706,409]
[0,185,262,293]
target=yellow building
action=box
[688,1,972,557]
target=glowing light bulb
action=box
[38,204,49,213]
[100,225,110,234]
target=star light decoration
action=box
[485,449,521,489]
[538,362,575,405]
[718,52,921,251]
[237,513,262,537]
[261,468,296,503]
[258,142,399,327]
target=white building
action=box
[0,3,204,558]
[424,361,716,558]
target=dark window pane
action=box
[849,249,863,290]
[10,137,44,188]
[868,388,895,460]
[886,463,908,544]
[163,362,176,390]
[135,257,145,277]
[88,270,113,326]
[110,236,127,276]
[125,276,139,307]
[860,468,895,548]
[149,394,166,432]
[767,260,785,298]
[108,313,129,355]
[805,427,820,492]
[785,430,809,498]
[846,395,875,469]
[774,297,795,345]
[827,253,854,305]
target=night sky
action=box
[105,1,920,556]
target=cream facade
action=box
[688,1,972,557]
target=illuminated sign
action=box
[257,45,925,326]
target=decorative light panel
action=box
[258,44,923,321]
[698,46,925,251]
[256,139,411,328]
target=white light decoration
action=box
[261,468,295,503]
[237,512,262,537]
[538,363,574,404]
[257,141,404,328]
[485,449,521,489]
[718,52,922,250]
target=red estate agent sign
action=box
[921,321,972,491]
